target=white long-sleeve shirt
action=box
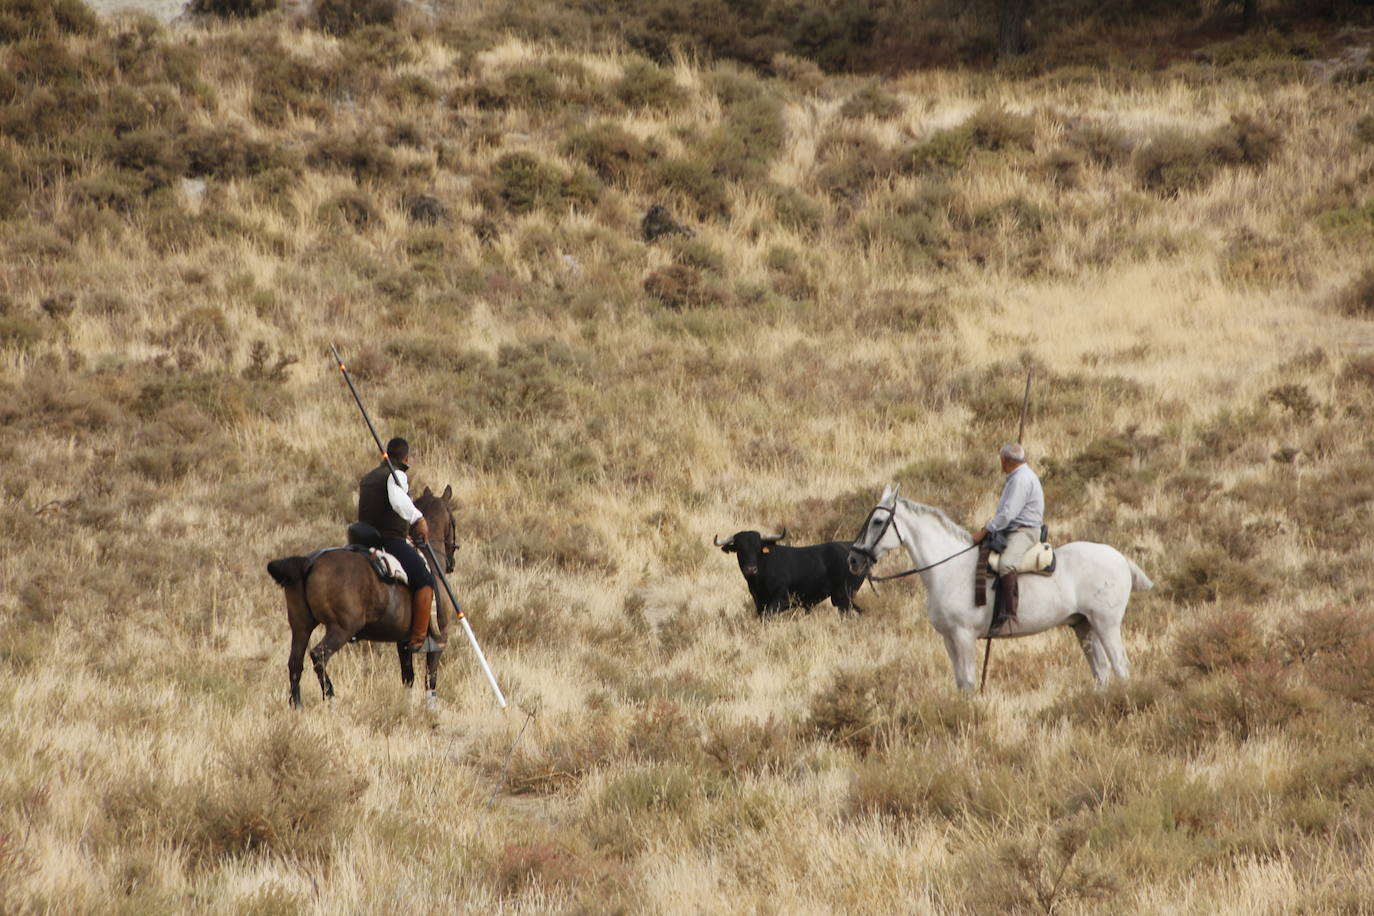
[986,463,1044,532]
[387,467,423,525]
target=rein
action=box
[854,501,978,582]
[868,542,978,582]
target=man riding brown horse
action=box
[358,436,434,651]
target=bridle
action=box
[418,511,458,574]
[853,499,978,583]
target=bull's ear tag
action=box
[762,546,770,553]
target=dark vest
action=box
[358,461,411,540]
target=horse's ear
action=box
[891,483,900,500]
[421,486,433,498]
[441,484,452,502]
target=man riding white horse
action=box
[971,442,1043,636]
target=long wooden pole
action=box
[330,343,508,709]
[981,365,1034,693]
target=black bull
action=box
[715,530,866,616]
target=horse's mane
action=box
[895,497,973,544]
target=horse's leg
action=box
[397,642,415,688]
[1096,620,1132,682]
[288,623,311,708]
[942,631,978,692]
[424,651,440,710]
[1070,618,1108,687]
[309,624,352,701]
[286,596,315,709]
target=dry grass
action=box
[2,0,1374,911]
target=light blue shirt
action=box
[986,463,1043,532]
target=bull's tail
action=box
[267,556,310,588]
[1127,558,1153,592]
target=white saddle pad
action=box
[989,542,1054,575]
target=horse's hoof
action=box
[425,690,438,712]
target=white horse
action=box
[846,485,1153,690]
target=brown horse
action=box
[266,486,458,708]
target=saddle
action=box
[300,523,412,586]
[975,533,1056,607]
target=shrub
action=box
[963,106,1036,152]
[490,152,598,215]
[644,264,721,310]
[319,190,378,230]
[181,125,296,179]
[1172,605,1266,674]
[1165,548,1273,604]
[188,0,279,17]
[615,59,687,111]
[312,0,397,36]
[840,83,903,120]
[900,128,970,174]
[652,158,730,220]
[1133,128,1213,196]
[1356,115,1374,145]
[1207,113,1281,168]
[502,65,561,109]
[1334,268,1374,317]
[806,667,882,753]
[1067,120,1134,167]
[703,96,786,182]
[189,720,367,863]
[0,0,101,40]
[306,132,396,184]
[561,122,650,186]
[769,184,825,234]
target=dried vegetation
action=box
[2,0,1374,910]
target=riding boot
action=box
[406,586,434,651]
[1001,571,1020,628]
[990,572,1020,635]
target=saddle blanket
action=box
[989,542,1055,575]
[369,548,408,585]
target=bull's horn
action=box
[763,528,787,542]
[713,534,734,547]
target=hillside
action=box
[2,0,1374,911]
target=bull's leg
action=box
[831,582,863,615]
[1070,618,1108,687]
[309,624,352,701]
[397,642,416,688]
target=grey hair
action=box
[999,442,1026,463]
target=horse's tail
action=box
[1127,558,1153,592]
[267,556,310,588]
